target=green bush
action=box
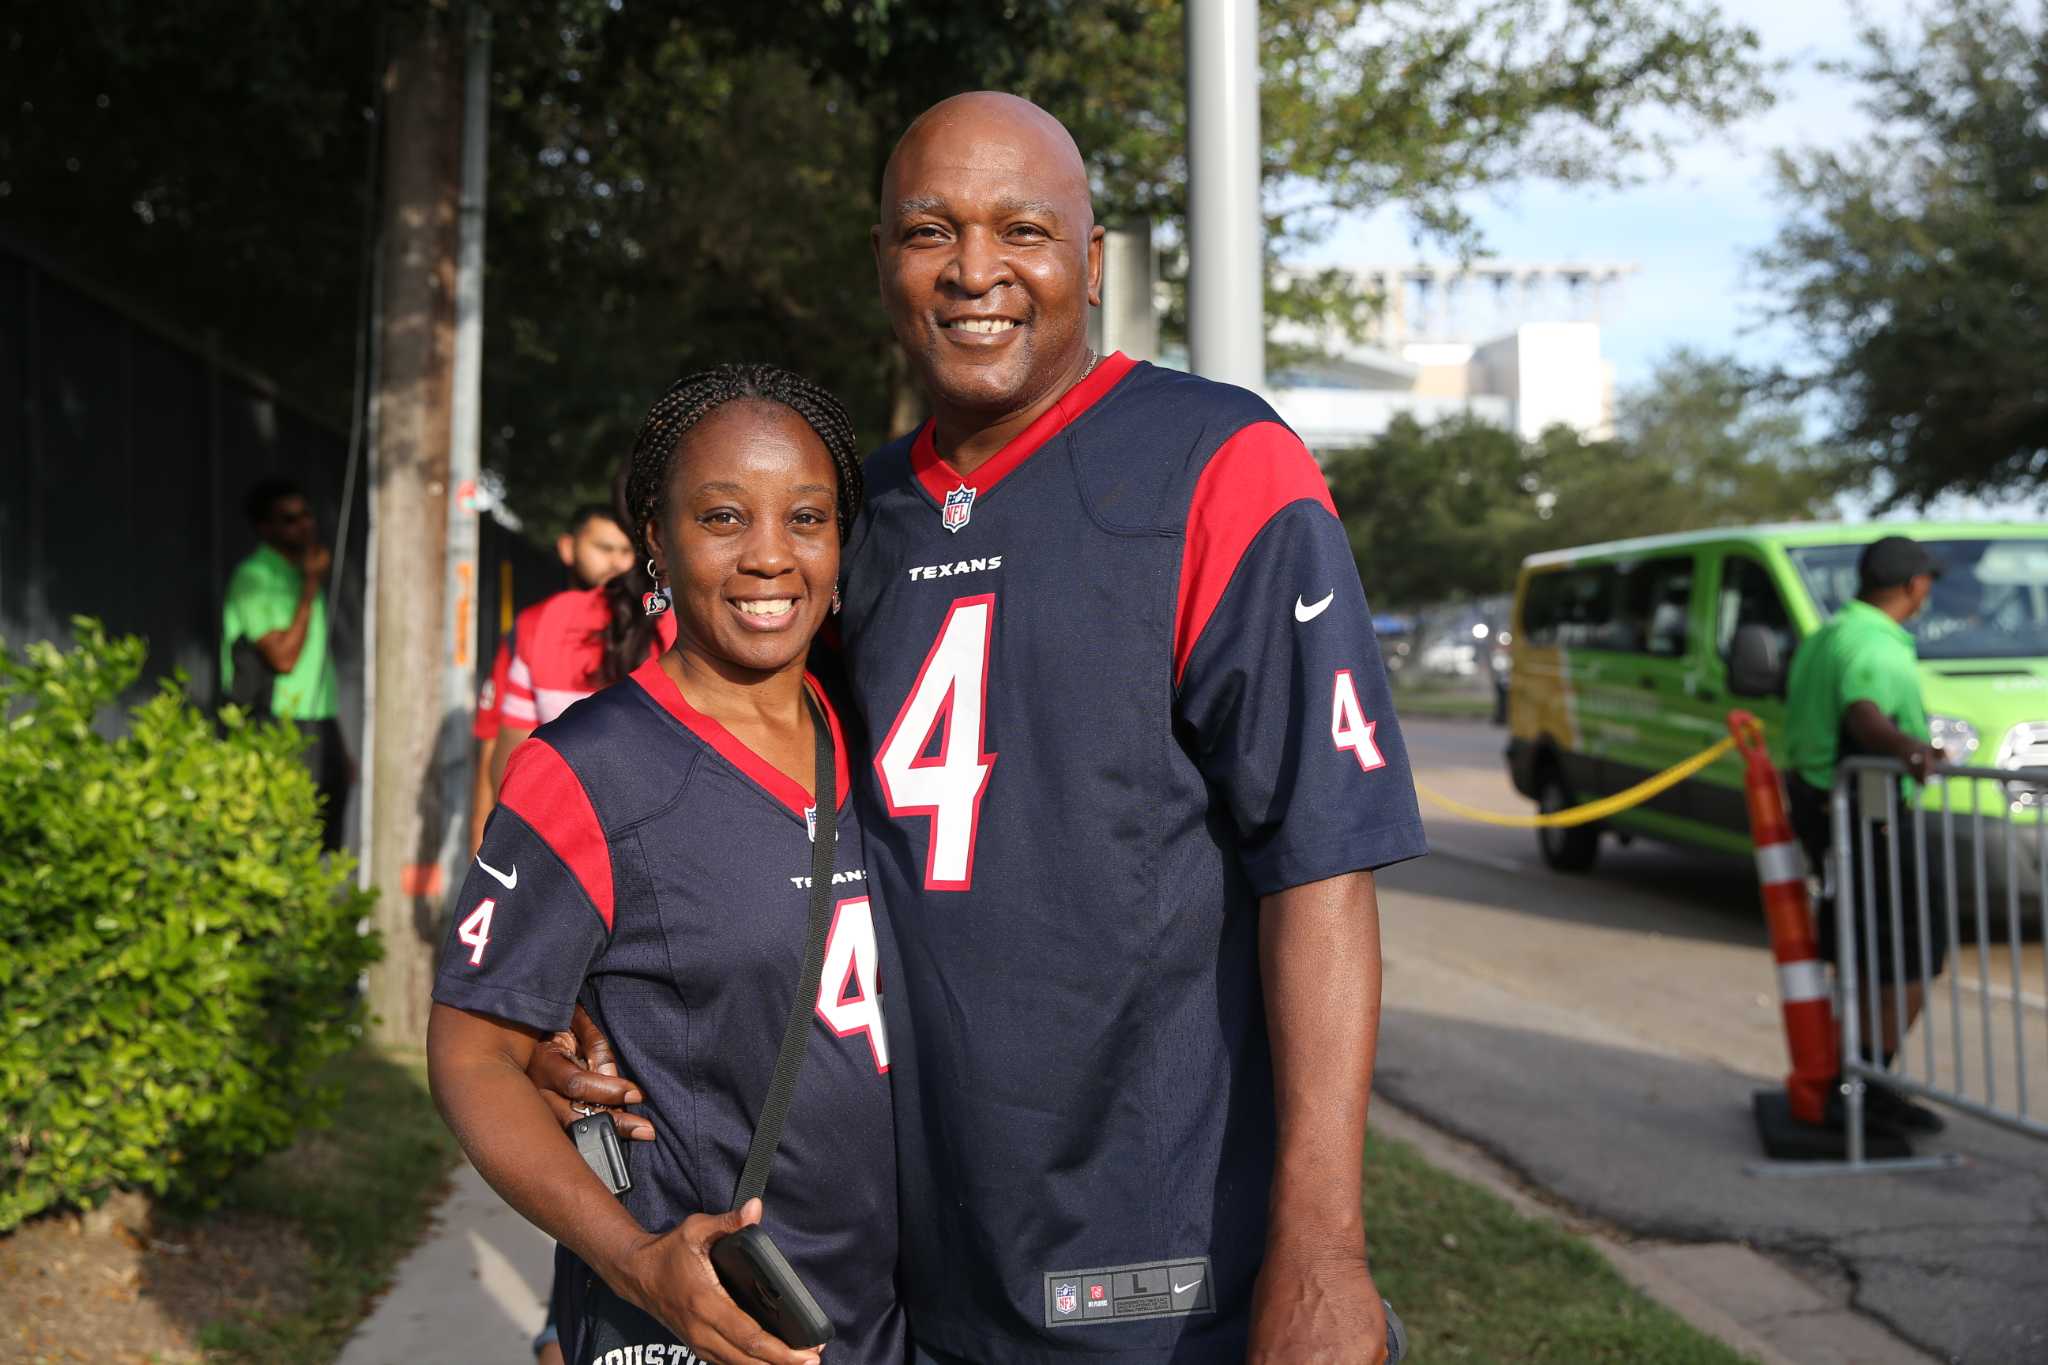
[0,619,379,1231]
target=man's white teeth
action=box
[952,318,1016,334]
[736,599,795,618]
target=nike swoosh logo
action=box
[1173,1277,1203,1295]
[1294,591,1334,623]
[475,856,517,890]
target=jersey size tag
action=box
[1042,1257,1212,1328]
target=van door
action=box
[1579,554,1704,821]
[1699,550,1799,834]
[1523,563,1621,800]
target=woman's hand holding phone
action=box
[614,1198,822,1365]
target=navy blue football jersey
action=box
[839,353,1426,1362]
[432,660,904,1365]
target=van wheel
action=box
[1537,772,1600,873]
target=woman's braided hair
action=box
[593,364,863,687]
[624,363,864,562]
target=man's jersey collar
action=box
[909,351,1137,506]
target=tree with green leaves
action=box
[1325,412,1533,608]
[1324,351,1845,608]
[8,1,1776,524]
[1535,350,1847,549]
[0,1,380,415]
[1021,0,1772,348]
[1760,0,2048,507]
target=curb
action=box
[1369,1098,1939,1365]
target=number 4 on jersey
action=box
[875,595,998,890]
[1332,670,1387,772]
[457,898,496,966]
[816,896,889,1073]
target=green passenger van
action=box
[1504,523,2048,887]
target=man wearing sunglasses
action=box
[222,478,352,850]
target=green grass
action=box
[1366,1132,1752,1363]
[154,1051,1745,1362]
[1390,673,1498,721]
[1394,690,1497,721]
[179,1047,460,1362]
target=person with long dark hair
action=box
[428,365,901,1365]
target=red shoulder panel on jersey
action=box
[909,351,1137,505]
[497,738,616,931]
[1173,420,1338,685]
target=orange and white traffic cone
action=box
[1728,711,1838,1126]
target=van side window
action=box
[1523,566,1617,648]
[1617,557,1695,657]
[1716,555,1794,663]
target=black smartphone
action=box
[710,1224,835,1349]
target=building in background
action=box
[1093,246,1635,455]
[1266,261,1635,453]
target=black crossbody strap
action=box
[732,684,838,1209]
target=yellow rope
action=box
[1416,735,1739,829]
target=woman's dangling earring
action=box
[642,558,672,617]
[831,585,842,616]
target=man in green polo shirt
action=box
[222,479,351,850]
[1784,534,1948,1133]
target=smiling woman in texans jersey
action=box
[426,365,904,1365]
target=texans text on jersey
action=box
[788,867,869,890]
[905,554,1002,582]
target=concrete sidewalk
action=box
[1372,1099,1937,1365]
[333,1110,1925,1365]
[336,1162,553,1365]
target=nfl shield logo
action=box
[942,483,975,533]
[1054,1283,1078,1317]
[805,805,818,843]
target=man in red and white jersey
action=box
[472,505,638,853]
[490,576,677,791]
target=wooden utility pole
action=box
[364,2,463,1047]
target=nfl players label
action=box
[1042,1257,1213,1328]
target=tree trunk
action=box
[885,340,927,441]
[365,5,462,1049]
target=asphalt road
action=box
[1376,718,2048,1365]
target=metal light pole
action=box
[1185,0,1264,390]
[434,2,490,891]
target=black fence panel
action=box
[1,241,367,715]
[1,240,566,794]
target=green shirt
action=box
[221,545,338,721]
[1784,598,1929,791]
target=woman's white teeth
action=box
[953,318,1016,334]
[736,599,795,618]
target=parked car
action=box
[1505,522,2048,895]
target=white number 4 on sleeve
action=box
[457,898,496,966]
[1331,670,1387,772]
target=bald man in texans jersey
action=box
[555,94,1425,1364]
[846,94,1425,1365]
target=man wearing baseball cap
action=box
[1784,534,1949,1134]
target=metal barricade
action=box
[1823,754,2048,1173]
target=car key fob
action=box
[570,1111,632,1195]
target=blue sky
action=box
[1303,0,1916,394]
